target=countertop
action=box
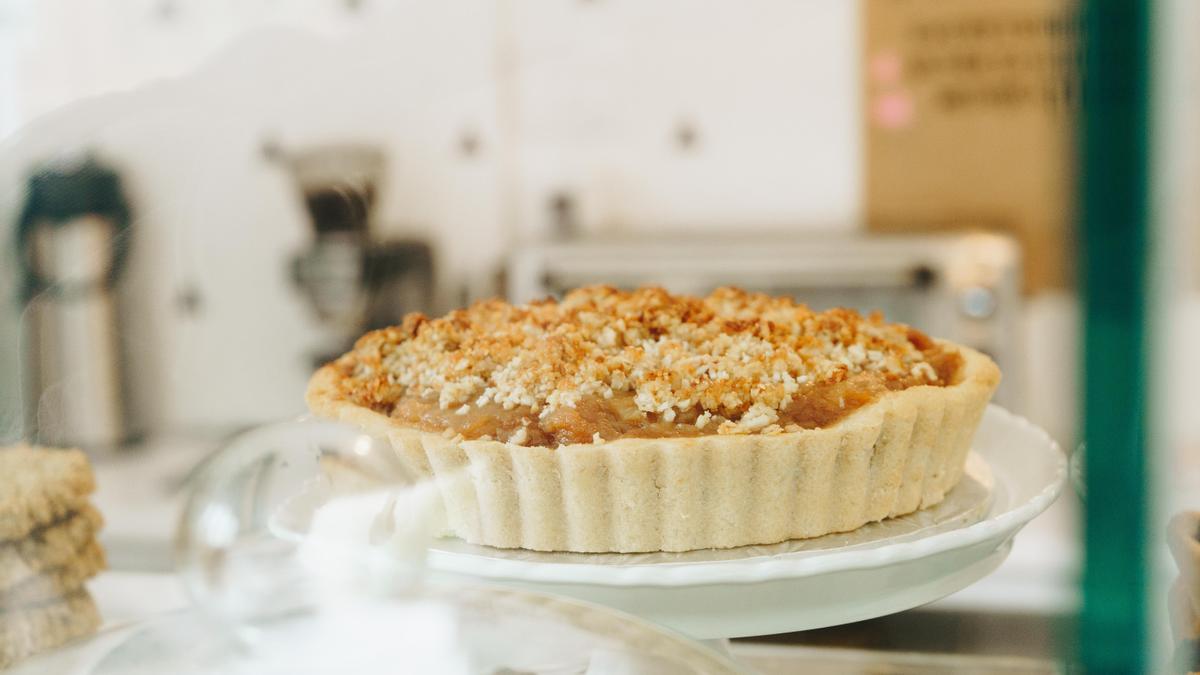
[17,571,1059,674]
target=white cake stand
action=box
[423,405,1067,641]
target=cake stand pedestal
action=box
[433,538,1012,641]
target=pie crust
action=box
[307,340,999,553]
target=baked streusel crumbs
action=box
[328,286,961,446]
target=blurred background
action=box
[0,0,1195,671]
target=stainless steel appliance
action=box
[269,143,435,366]
[17,156,134,451]
[508,232,1022,409]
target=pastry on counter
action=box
[0,592,99,671]
[0,506,104,591]
[1170,511,1200,673]
[0,446,105,669]
[308,286,1000,553]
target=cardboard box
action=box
[864,0,1077,292]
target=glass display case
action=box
[0,1,1196,673]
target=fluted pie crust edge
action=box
[306,343,1000,553]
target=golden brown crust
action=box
[308,341,998,450]
[0,447,95,542]
[322,286,964,443]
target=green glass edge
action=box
[1078,1,1153,672]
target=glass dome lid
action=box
[93,418,743,675]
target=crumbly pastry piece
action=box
[0,591,100,669]
[309,286,1001,553]
[0,507,104,590]
[1169,511,1200,642]
[0,446,95,542]
[0,539,106,608]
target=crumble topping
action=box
[328,286,961,445]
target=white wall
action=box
[0,0,860,432]
[509,0,859,236]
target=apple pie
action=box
[307,286,1000,553]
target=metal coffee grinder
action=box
[17,156,134,453]
[268,142,434,367]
